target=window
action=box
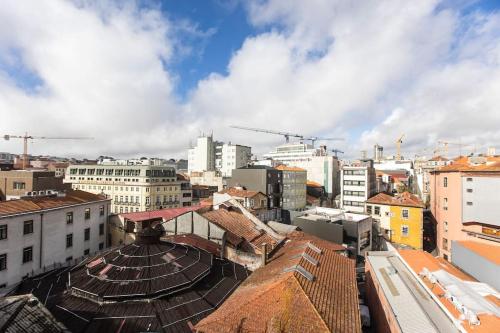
[401,225,409,237]
[443,238,448,250]
[99,206,104,216]
[22,246,33,263]
[13,182,26,190]
[99,242,104,250]
[99,223,104,236]
[466,188,473,193]
[402,209,409,219]
[84,208,91,219]
[66,234,73,248]
[66,256,73,262]
[366,205,372,214]
[374,206,380,216]
[443,177,448,187]
[466,201,473,206]
[0,254,6,271]
[444,221,448,232]
[443,198,448,210]
[23,220,34,235]
[84,249,90,255]
[66,212,73,224]
[0,225,7,240]
[466,177,473,182]
[84,228,90,241]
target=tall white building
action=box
[340,160,377,213]
[263,143,340,197]
[0,190,110,287]
[188,136,251,177]
[64,165,187,214]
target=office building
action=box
[0,190,110,287]
[64,164,186,214]
[430,156,500,261]
[340,159,377,213]
[264,143,340,198]
[0,170,69,201]
[275,165,307,210]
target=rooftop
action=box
[299,207,370,223]
[195,234,361,333]
[435,156,500,173]
[218,187,262,198]
[120,205,201,223]
[0,190,108,217]
[366,192,424,208]
[11,236,248,333]
[275,165,306,172]
[456,241,500,265]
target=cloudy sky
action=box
[0,0,499,160]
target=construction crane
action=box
[230,125,344,147]
[3,132,94,169]
[331,149,344,158]
[437,140,471,158]
[395,133,405,160]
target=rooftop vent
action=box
[284,264,315,281]
[307,242,322,254]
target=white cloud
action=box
[0,0,499,160]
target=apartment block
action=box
[216,143,251,177]
[275,165,307,210]
[430,156,500,261]
[64,164,186,214]
[0,190,110,287]
[188,135,216,173]
[0,170,69,201]
[340,159,376,213]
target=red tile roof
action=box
[458,241,500,265]
[163,233,221,256]
[0,190,108,216]
[218,187,262,198]
[120,205,201,223]
[275,165,306,172]
[195,234,361,333]
[435,156,500,172]
[429,155,449,161]
[306,180,322,187]
[366,191,424,208]
[202,209,279,254]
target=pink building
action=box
[430,156,500,261]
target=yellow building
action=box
[366,192,424,249]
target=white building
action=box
[340,160,377,213]
[188,135,251,177]
[64,164,187,214]
[263,143,340,198]
[0,190,110,288]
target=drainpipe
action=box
[39,213,44,269]
[261,243,267,266]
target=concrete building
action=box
[340,159,377,213]
[188,135,216,173]
[0,190,110,288]
[64,164,186,214]
[365,248,500,333]
[275,165,307,210]
[188,170,224,191]
[228,165,282,209]
[366,192,425,249]
[430,156,500,261]
[263,143,340,198]
[414,156,452,204]
[292,207,372,257]
[188,135,251,177]
[0,170,69,201]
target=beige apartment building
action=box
[64,165,189,214]
[0,170,69,201]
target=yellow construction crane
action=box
[3,132,93,169]
[437,140,471,158]
[395,133,405,160]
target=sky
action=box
[0,0,499,160]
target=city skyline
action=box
[0,0,499,159]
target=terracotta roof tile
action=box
[0,190,108,216]
[366,191,424,208]
[163,233,221,256]
[307,180,323,187]
[120,205,201,223]
[195,234,361,333]
[218,187,262,198]
[275,165,306,172]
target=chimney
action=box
[261,243,267,266]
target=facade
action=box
[430,156,500,261]
[292,207,372,257]
[340,159,377,213]
[365,249,500,333]
[228,165,282,209]
[188,135,251,177]
[263,143,340,198]
[0,170,69,201]
[366,192,424,249]
[177,173,192,206]
[414,156,451,203]
[188,170,224,191]
[275,165,307,210]
[64,164,185,214]
[0,190,110,287]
